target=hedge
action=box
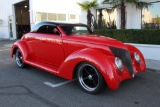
[94,29,160,45]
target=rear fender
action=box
[58,48,120,89]
[11,40,31,62]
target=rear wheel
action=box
[15,49,26,68]
[77,62,105,94]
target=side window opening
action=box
[37,25,60,35]
[60,26,73,35]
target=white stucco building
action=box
[0,0,160,40]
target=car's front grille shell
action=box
[109,46,133,76]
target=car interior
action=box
[37,25,60,35]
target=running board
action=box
[25,59,59,75]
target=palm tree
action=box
[102,0,151,29]
[77,0,98,29]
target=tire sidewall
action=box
[15,49,25,68]
[77,62,105,94]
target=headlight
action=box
[134,52,140,63]
[115,57,123,72]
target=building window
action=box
[48,13,57,21]
[36,12,41,22]
[142,1,160,29]
[41,13,47,21]
[36,12,68,22]
[58,14,66,21]
[36,12,76,22]
[70,14,76,20]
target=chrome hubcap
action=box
[78,64,99,91]
[88,75,93,80]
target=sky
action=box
[149,2,160,18]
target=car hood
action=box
[64,34,128,50]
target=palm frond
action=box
[102,0,110,4]
[135,2,152,9]
[105,8,115,14]
[90,0,98,8]
[77,0,98,11]
[77,2,90,11]
[102,0,120,6]
[102,0,152,9]
[126,0,139,4]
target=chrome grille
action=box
[109,46,133,76]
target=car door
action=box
[31,25,64,67]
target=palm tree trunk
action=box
[120,0,126,29]
[87,10,92,28]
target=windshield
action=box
[60,25,92,36]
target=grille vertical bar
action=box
[109,46,134,76]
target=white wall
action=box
[0,0,24,39]
[115,4,141,29]
[126,4,141,29]
[129,43,160,61]
[0,0,12,39]
[31,0,81,14]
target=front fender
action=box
[11,40,31,62]
[58,48,123,90]
[125,44,146,72]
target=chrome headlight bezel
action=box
[134,52,141,64]
[115,57,123,72]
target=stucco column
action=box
[29,0,35,29]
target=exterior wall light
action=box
[24,5,27,8]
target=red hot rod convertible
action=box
[11,21,146,94]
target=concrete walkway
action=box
[145,59,160,71]
[3,43,13,47]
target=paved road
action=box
[0,42,160,107]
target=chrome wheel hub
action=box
[88,75,93,80]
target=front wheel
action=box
[77,62,105,94]
[15,49,26,68]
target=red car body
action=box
[11,21,146,93]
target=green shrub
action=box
[94,29,160,45]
